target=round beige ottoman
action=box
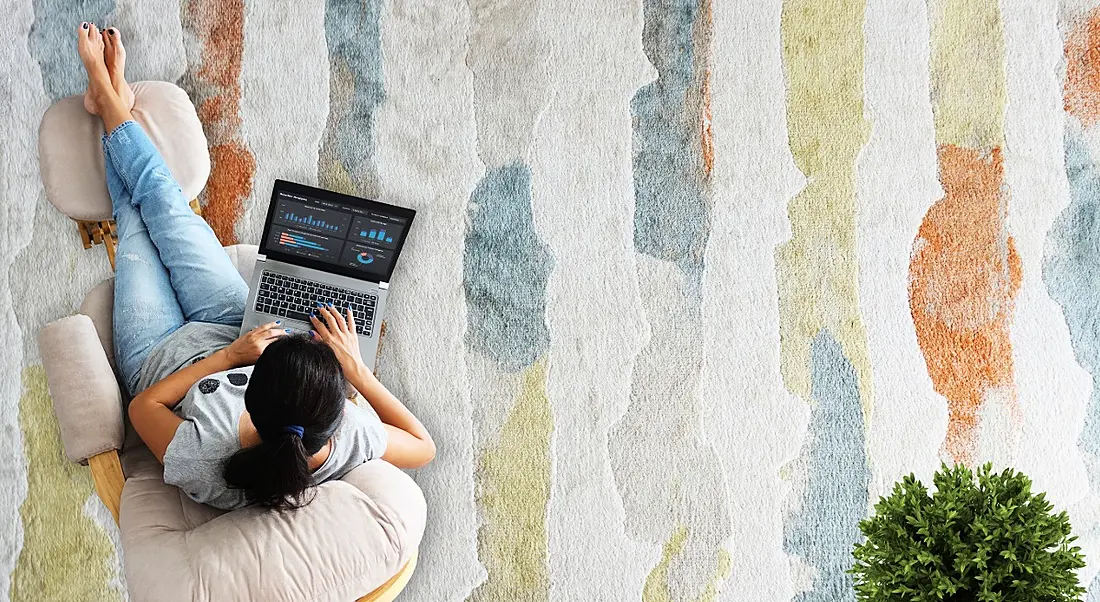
[38,81,210,222]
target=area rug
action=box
[3,0,1100,600]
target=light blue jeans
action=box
[106,121,248,394]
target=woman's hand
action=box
[224,321,288,367]
[310,304,366,378]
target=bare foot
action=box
[102,27,135,110]
[78,23,112,115]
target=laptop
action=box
[241,179,416,365]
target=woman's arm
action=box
[310,305,436,469]
[129,322,286,463]
[128,348,234,462]
[346,362,436,469]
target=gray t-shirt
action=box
[137,322,389,510]
[135,321,240,393]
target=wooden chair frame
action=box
[77,200,203,270]
[77,200,415,600]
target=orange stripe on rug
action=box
[1064,7,1100,126]
[908,144,1022,465]
[182,0,253,244]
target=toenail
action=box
[108,29,114,35]
[82,22,88,29]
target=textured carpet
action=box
[4,0,1100,600]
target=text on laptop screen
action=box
[262,191,409,278]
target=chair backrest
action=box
[121,455,424,602]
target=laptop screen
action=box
[259,180,415,283]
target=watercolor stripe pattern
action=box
[4,0,1100,600]
[777,0,872,598]
[910,0,1020,466]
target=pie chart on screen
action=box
[357,252,375,265]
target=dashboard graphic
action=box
[340,242,389,270]
[274,199,351,235]
[268,226,339,261]
[286,213,338,230]
[350,216,401,249]
[266,192,408,276]
[361,229,390,243]
[279,231,325,250]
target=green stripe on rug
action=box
[643,525,731,602]
[10,366,121,602]
[470,360,552,602]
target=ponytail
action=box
[223,334,346,511]
[224,431,315,510]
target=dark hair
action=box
[223,334,346,511]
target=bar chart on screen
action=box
[285,212,340,231]
[350,216,401,248]
[359,229,393,243]
[279,231,327,250]
[274,197,352,236]
[267,226,340,261]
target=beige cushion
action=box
[38,81,210,222]
[38,315,125,464]
[223,243,259,284]
[79,279,116,374]
[121,460,425,602]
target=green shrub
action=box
[850,463,1086,601]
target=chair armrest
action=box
[38,315,124,464]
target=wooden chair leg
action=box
[357,550,418,602]
[90,221,104,245]
[77,221,93,249]
[72,199,202,272]
[88,450,125,525]
[102,222,117,270]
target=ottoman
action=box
[38,81,211,265]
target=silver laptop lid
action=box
[258,179,416,285]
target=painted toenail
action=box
[82,22,88,29]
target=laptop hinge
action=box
[378,281,390,290]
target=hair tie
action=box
[283,425,305,438]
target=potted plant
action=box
[851,463,1086,601]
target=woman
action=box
[76,22,435,511]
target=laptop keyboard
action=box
[254,271,376,336]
